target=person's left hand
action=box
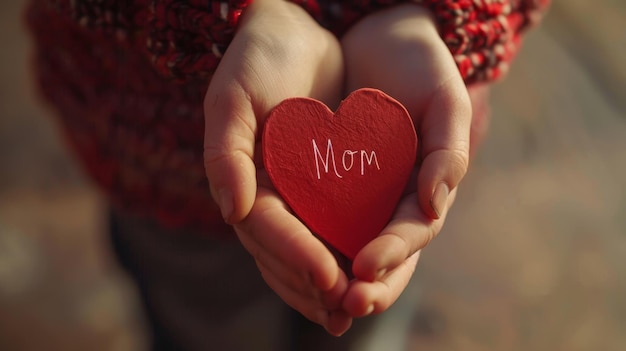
[339,4,491,316]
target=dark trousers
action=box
[108,211,399,351]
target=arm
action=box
[198,0,549,331]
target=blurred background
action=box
[1,0,625,350]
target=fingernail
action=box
[217,188,234,222]
[364,304,375,316]
[430,182,449,219]
[375,268,387,280]
[327,326,346,337]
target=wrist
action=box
[361,3,439,41]
[342,3,443,55]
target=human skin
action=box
[204,0,490,336]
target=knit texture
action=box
[25,0,550,233]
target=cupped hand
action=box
[204,0,343,224]
[340,4,490,316]
[203,0,351,335]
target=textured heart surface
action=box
[262,88,417,259]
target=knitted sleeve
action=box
[144,0,253,80]
[146,0,550,84]
[316,0,552,83]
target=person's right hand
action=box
[204,0,343,224]
[203,0,351,335]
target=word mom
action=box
[312,138,380,180]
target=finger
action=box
[236,227,317,299]
[258,260,330,326]
[344,251,421,317]
[235,187,340,291]
[258,261,352,336]
[236,222,351,308]
[352,189,457,281]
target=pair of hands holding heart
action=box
[204,0,490,336]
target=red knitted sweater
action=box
[25,0,550,234]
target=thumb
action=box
[204,81,258,224]
[417,76,471,219]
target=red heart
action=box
[262,88,417,260]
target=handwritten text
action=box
[312,138,380,179]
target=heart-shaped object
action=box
[262,88,417,259]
